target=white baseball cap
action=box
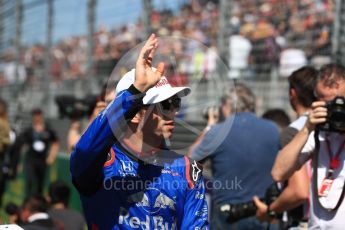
[115,68,191,104]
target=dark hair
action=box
[22,195,49,213]
[288,66,318,107]
[5,202,19,215]
[49,181,71,206]
[31,108,43,116]
[262,108,291,129]
[318,63,345,87]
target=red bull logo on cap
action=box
[155,78,169,88]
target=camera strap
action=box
[324,134,345,179]
[313,130,345,212]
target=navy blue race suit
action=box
[70,85,209,230]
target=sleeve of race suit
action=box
[70,85,144,196]
[180,157,210,229]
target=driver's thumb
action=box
[156,62,165,76]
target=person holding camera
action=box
[66,83,117,153]
[70,34,209,229]
[189,83,280,230]
[254,66,318,229]
[272,63,345,229]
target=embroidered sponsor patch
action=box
[191,161,202,183]
[184,157,203,188]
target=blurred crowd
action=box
[2,181,85,230]
[0,0,335,87]
[0,1,339,227]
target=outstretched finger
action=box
[143,34,157,50]
[148,41,158,57]
[138,34,157,65]
[144,41,158,67]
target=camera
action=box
[55,95,98,120]
[202,106,219,120]
[316,96,345,133]
[220,183,281,223]
[202,105,226,123]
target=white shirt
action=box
[3,62,26,84]
[300,131,345,229]
[229,35,252,70]
[279,48,307,78]
[27,212,49,223]
[289,114,308,131]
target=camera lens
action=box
[318,96,345,132]
[328,97,345,132]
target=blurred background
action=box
[0,0,342,222]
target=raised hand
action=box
[134,34,165,93]
[305,101,327,132]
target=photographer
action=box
[66,82,117,153]
[272,63,345,228]
[189,83,280,229]
[254,66,318,229]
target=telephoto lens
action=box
[221,201,258,223]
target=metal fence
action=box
[0,0,339,127]
[0,0,340,215]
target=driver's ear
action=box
[131,112,142,124]
[131,109,148,124]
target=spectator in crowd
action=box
[2,51,27,85]
[279,41,307,78]
[228,26,253,79]
[70,34,209,229]
[67,80,117,153]
[262,108,291,133]
[280,66,318,148]
[0,98,11,206]
[272,63,345,229]
[48,181,85,230]
[20,195,58,230]
[310,12,333,69]
[4,202,22,225]
[0,0,335,84]
[15,108,59,198]
[254,66,318,229]
[0,98,18,206]
[251,18,280,79]
[189,83,280,229]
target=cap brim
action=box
[115,69,135,93]
[143,87,191,105]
